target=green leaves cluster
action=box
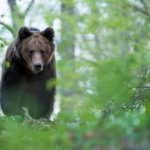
[1,0,150,149]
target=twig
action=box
[0,37,8,44]
[133,5,150,17]
[127,1,150,19]
[0,21,14,36]
[25,0,34,14]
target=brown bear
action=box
[0,27,56,119]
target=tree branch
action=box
[25,0,34,14]
[140,0,150,17]
[0,21,14,36]
[140,0,149,12]
[133,4,150,17]
[128,0,150,19]
[0,37,9,44]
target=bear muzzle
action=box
[32,63,43,73]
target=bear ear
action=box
[41,27,54,42]
[18,26,32,40]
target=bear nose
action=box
[34,63,42,71]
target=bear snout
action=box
[33,63,43,72]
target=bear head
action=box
[15,26,55,74]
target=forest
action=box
[0,0,150,149]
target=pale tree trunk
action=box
[59,0,77,95]
[60,1,75,60]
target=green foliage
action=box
[2,61,11,69]
[1,0,150,149]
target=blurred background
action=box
[1,0,150,149]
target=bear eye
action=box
[28,49,34,56]
[40,50,47,56]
